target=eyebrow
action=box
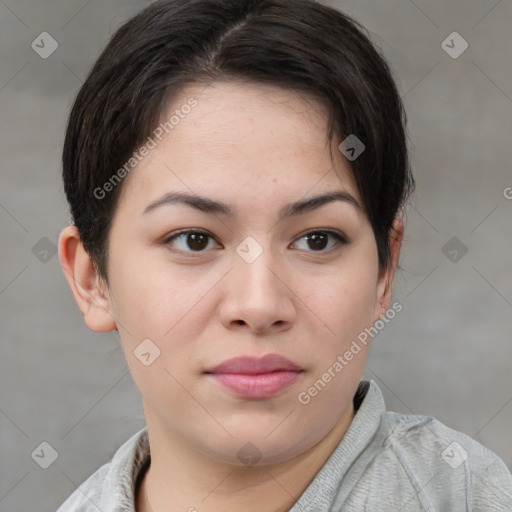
[143,190,362,221]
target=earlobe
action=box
[374,217,404,320]
[58,225,117,333]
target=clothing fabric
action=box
[56,380,512,511]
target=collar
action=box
[99,426,150,511]
[289,379,386,511]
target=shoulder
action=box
[56,427,149,512]
[380,411,512,508]
[56,463,110,512]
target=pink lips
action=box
[205,354,303,399]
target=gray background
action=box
[1,0,511,510]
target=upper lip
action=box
[205,354,303,374]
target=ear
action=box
[374,217,404,322]
[58,225,117,332]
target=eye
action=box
[292,230,348,253]
[162,229,220,253]
[162,228,348,255]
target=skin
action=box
[59,80,403,512]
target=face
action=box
[101,80,390,465]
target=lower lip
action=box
[208,371,301,398]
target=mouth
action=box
[204,353,304,399]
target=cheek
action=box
[110,263,205,408]
[108,252,223,387]
[108,248,202,334]
[299,261,378,341]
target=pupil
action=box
[188,233,207,250]
[308,232,327,250]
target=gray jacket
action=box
[57,380,512,511]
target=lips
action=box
[206,353,303,374]
[205,354,303,399]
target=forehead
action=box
[167,80,332,157]
[117,80,359,210]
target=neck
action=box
[136,404,355,512]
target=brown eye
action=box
[293,230,347,253]
[163,230,219,253]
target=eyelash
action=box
[161,228,348,255]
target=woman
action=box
[57,0,512,510]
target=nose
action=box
[219,240,296,334]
